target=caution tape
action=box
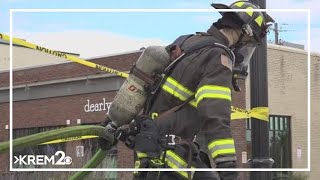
[1,33,269,122]
[0,33,128,78]
[40,135,98,145]
[231,106,269,121]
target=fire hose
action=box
[0,125,110,180]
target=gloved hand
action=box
[216,161,238,180]
[98,117,118,151]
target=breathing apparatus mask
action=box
[227,24,259,91]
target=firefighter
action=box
[99,1,274,180]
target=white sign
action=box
[84,98,111,113]
[242,152,247,163]
[76,146,84,157]
[14,151,72,166]
[297,146,302,159]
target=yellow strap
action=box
[0,33,128,78]
[40,135,98,145]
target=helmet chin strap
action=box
[230,31,245,51]
[230,24,255,52]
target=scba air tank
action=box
[108,46,170,126]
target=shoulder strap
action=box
[155,95,193,122]
[166,34,194,52]
[183,35,235,62]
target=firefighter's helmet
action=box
[211,0,274,42]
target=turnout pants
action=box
[133,143,220,180]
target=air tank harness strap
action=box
[131,65,155,85]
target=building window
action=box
[269,115,292,179]
[12,126,66,168]
[246,115,292,179]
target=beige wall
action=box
[310,52,320,180]
[0,44,74,71]
[246,44,320,179]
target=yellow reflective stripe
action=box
[165,150,195,179]
[196,85,231,104]
[167,150,188,167]
[166,77,194,96]
[162,84,188,101]
[255,15,264,27]
[196,85,231,98]
[197,94,231,104]
[208,139,235,150]
[161,76,197,107]
[137,152,148,159]
[211,149,236,159]
[234,1,245,7]
[166,161,189,178]
[246,6,254,16]
[208,139,235,158]
[189,99,197,108]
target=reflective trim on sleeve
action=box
[160,77,231,108]
[208,139,236,159]
[161,76,197,108]
[165,150,195,179]
[195,85,231,105]
[165,77,194,96]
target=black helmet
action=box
[211,0,274,42]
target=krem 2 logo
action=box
[14,151,72,166]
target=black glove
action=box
[216,161,238,180]
[98,117,118,151]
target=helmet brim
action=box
[211,3,232,13]
[211,3,231,9]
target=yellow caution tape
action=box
[231,106,269,121]
[0,33,128,78]
[1,33,269,122]
[40,135,98,145]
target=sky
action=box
[0,0,319,58]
